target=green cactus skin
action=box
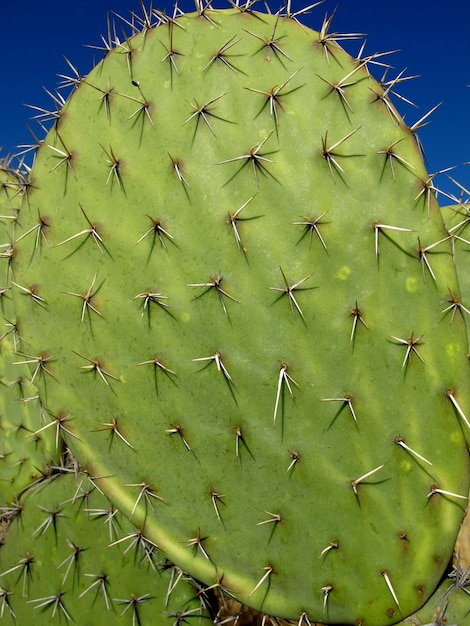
[0,162,58,508]
[8,5,470,625]
[0,469,212,625]
[439,197,470,598]
[0,337,60,508]
[440,201,470,349]
[395,563,470,626]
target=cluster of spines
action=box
[0,458,217,625]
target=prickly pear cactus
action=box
[9,5,470,625]
[0,161,57,507]
[0,469,212,625]
[397,561,470,626]
[441,198,470,349]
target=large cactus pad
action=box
[10,7,470,625]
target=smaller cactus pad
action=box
[0,469,212,625]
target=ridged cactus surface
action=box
[8,6,470,625]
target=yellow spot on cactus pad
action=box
[451,431,464,444]
[446,343,460,358]
[405,277,419,293]
[181,312,191,323]
[335,266,351,281]
[399,460,412,473]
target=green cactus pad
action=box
[440,201,470,350]
[396,562,470,625]
[0,337,60,508]
[10,6,470,624]
[0,162,58,507]
[0,470,212,625]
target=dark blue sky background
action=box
[1,0,468,200]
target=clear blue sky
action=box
[1,0,468,200]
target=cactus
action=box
[441,195,470,350]
[0,160,58,508]
[3,2,470,625]
[0,467,213,625]
[396,561,470,626]
[439,189,470,590]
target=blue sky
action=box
[1,0,468,201]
